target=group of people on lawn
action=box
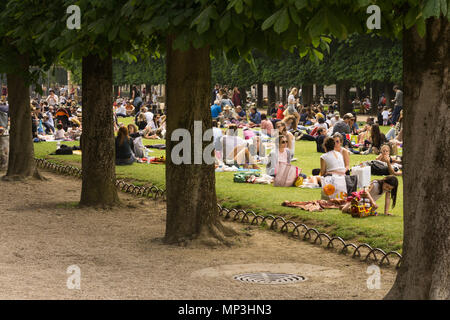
[210,85,403,216]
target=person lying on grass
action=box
[375,145,402,176]
[341,175,398,216]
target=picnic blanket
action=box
[282,199,346,212]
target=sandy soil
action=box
[0,170,395,299]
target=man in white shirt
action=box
[330,111,341,127]
[46,89,59,106]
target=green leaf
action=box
[289,6,301,26]
[404,8,419,29]
[441,0,448,16]
[219,11,231,33]
[423,0,441,19]
[313,48,323,60]
[261,10,281,31]
[295,0,308,10]
[274,8,290,34]
[416,17,426,37]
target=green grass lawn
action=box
[34,119,403,252]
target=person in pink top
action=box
[260,113,274,136]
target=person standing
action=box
[131,85,143,114]
[391,85,403,124]
[232,87,241,108]
[211,84,220,105]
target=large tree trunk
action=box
[338,80,352,115]
[79,52,119,207]
[302,84,314,106]
[385,17,449,300]
[267,82,276,110]
[3,53,40,181]
[164,36,236,245]
[256,83,263,108]
[239,86,247,107]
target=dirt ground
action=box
[0,170,396,300]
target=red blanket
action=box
[282,199,346,212]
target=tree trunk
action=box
[164,36,236,245]
[316,84,324,99]
[239,86,247,108]
[338,80,352,115]
[79,52,119,207]
[3,53,40,181]
[256,83,263,108]
[268,82,276,110]
[385,17,449,300]
[302,84,314,106]
[282,87,287,104]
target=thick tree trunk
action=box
[268,82,276,110]
[256,83,263,108]
[164,36,236,245]
[338,80,352,115]
[239,87,247,107]
[3,54,40,181]
[385,18,449,300]
[79,52,119,207]
[316,84,324,99]
[282,88,287,104]
[302,84,314,106]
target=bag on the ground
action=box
[345,175,358,195]
[133,136,145,158]
[368,160,389,176]
[321,175,347,200]
[55,144,73,155]
[274,162,299,187]
[234,172,261,183]
[351,165,371,189]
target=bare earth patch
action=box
[0,170,395,299]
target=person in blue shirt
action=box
[249,107,261,128]
[211,100,222,120]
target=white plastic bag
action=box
[351,165,371,189]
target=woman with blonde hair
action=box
[286,87,300,130]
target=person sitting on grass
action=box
[54,123,66,140]
[275,121,295,160]
[332,133,350,174]
[235,105,247,122]
[266,135,291,176]
[220,124,259,169]
[316,128,327,153]
[248,107,261,128]
[115,126,135,165]
[319,137,346,176]
[362,124,386,155]
[260,113,274,136]
[341,175,398,216]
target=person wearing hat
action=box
[330,111,341,127]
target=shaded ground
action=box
[0,170,395,299]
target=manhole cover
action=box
[233,273,306,285]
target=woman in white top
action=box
[319,137,346,176]
[332,132,350,173]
